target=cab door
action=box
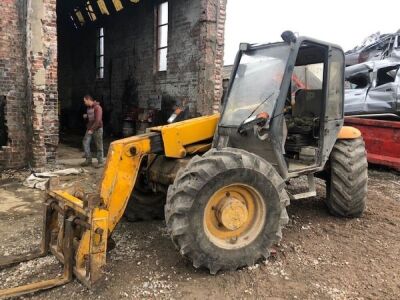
[320,47,345,166]
[344,73,370,115]
[366,65,400,114]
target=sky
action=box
[224,0,400,64]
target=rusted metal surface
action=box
[0,251,45,270]
[344,117,400,170]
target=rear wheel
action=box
[165,148,289,274]
[326,137,368,217]
[125,176,165,222]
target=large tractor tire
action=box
[165,148,289,274]
[326,137,368,217]
[125,177,165,222]
[125,190,165,222]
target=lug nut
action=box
[229,236,238,244]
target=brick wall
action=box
[0,0,28,168]
[0,0,59,169]
[27,0,59,167]
[198,0,227,114]
[0,0,226,168]
[58,0,227,135]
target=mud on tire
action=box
[326,137,368,217]
[165,148,289,274]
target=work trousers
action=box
[83,128,104,162]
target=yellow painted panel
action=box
[100,133,155,232]
[75,231,90,271]
[152,114,220,158]
[49,190,87,215]
[51,190,84,208]
[337,126,361,139]
[89,209,108,282]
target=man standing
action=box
[82,95,104,167]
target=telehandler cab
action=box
[0,32,368,298]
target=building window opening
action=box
[96,27,105,79]
[0,96,8,147]
[156,2,168,72]
[74,8,85,26]
[86,1,97,21]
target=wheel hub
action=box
[217,197,248,231]
[204,184,266,250]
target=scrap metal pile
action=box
[345,30,400,67]
[344,30,400,171]
[344,30,400,118]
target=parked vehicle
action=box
[344,60,400,118]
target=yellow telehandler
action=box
[0,32,368,298]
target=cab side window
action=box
[326,48,344,120]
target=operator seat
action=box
[292,89,323,118]
[286,89,323,144]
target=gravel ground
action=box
[0,146,399,299]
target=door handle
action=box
[386,88,393,92]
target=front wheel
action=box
[125,174,165,222]
[326,137,368,217]
[165,148,289,274]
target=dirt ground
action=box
[0,144,399,299]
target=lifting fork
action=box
[0,201,75,299]
[0,133,160,298]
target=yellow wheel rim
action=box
[204,184,266,250]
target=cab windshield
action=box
[220,44,290,126]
